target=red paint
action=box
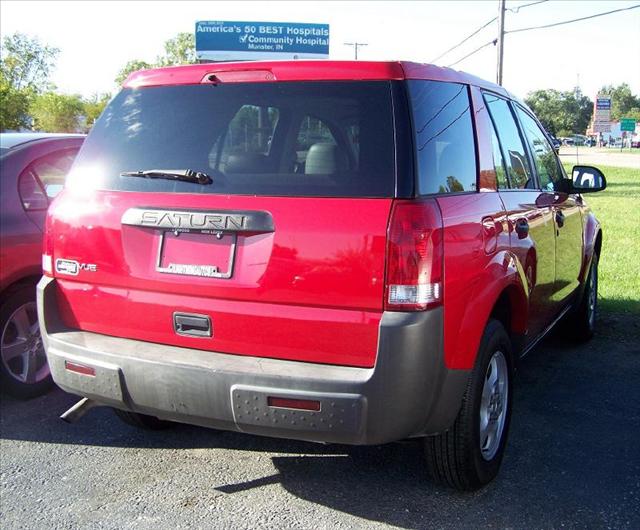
[124,60,516,98]
[49,191,390,368]
[46,61,603,374]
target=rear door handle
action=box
[555,210,565,228]
[173,312,212,338]
[515,218,529,239]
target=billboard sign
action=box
[195,21,330,61]
[593,94,611,133]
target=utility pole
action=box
[496,0,506,85]
[344,42,368,60]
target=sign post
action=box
[195,21,330,62]
[592,94,612,134]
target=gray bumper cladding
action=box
[38,276,469,444]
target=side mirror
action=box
[570,165,607,193]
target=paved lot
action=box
[559,147,640,169]
[2,312,639,529]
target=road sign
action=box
[620,118,636,132]
[593,94,611,132]
[195,21,330,61]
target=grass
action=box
[563,164,640,315]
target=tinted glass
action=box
[515,107,562,191]
[488,122,508,189]
[408,80,477,194]
[484,93,534,189]
[70,82,396,198]
[19,171,48,210]
[31,148,78,198]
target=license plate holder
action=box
[156,230,237,279]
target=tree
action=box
[0,32,59,130]
[0,76,31,130]
[114,33,196,87]
[0,32,59,91]
[156,32,196,66]
[30,92,85,132]
[115,59,152,86]
[525,88,592,136]
[83,92,111,128]
[599,83,640,121]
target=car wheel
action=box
[424,319,513,491]
[0,285,53,399]
[112,408,173,430]
[568,254,598,342]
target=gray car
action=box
[0,133,84,398]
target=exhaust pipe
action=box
[60,397,98,423]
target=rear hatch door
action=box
[50,80,400,368]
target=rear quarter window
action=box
[408,80,477,195]
[69,82,397,198]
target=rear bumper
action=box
[38,276,469,444]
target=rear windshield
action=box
[70,81,396,197]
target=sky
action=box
[1,0,639,100]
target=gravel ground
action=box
[1,312,639,530]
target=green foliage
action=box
[30,92,85,132]
[598,83,640,121]
[83,93,111,128]
[0,76,32,130]
[115,33,196,85]
[115,60,152,86]
[0,32,59,91]
[525,88,592,136]
[0,32,59,131]
[156,33,196,66]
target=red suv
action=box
[38,61,604,490]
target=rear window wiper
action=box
[120,169,212,185]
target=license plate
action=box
[156,230,236,279]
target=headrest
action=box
[305,143,347,175]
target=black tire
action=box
[425,319,514,491]
[112,408,173,430]
[568,254,598,342]
[0,285,53,399]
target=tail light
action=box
[42,212,55,277]
[384,199,443,311]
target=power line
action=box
[447,39,497,68]
[344,42,368,60]
[506,4,640,33]
[506,0,548,14]
[430,17,496,63]
[431,0,548,64]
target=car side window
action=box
[30,148,79,198]
[210,105,280,173]
[484,93,534,190]
[408,80,477,194]
[515,106,562,191]
[488,120,509,189]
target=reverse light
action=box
[42,254,53,275]
[42,210,55,277]
[385,199,444,311]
